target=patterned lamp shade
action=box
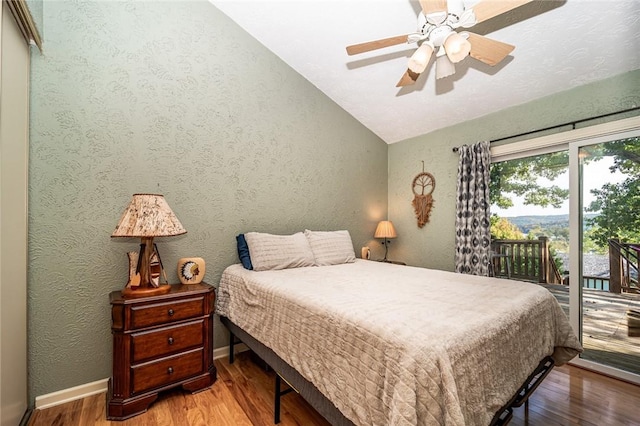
[112,194,186,298]
[374,221,397,239]
[112,194,186,238]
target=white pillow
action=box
[245,232,316,271]
[304,230,356,266]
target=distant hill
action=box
[502,214,598,234]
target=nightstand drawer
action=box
[131,320,204,362]
[131,296,204,329]
[109,284,216,420]
[131,348,204,394]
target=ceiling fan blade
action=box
[471,0,533,24]
[419,0,448,15]
[466,32,515,66]
[396,69,421,87]
[346,34,410,56]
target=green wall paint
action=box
[27,0,640,403]
[28,1,387,399]
[388,69,640,271]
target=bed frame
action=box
[221,316,554,426]
[222,316,354,425]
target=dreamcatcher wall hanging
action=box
[412,162,435,228]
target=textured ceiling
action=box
[211,0,640,144]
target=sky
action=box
[492,155,626,218]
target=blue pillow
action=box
[236,234,253,270]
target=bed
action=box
[216,232,582,426]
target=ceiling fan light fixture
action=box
[458,9,477,28]
[443,32,471,63]
[346,0,530,87]
[436,54,455,79]
[447,0,466,19]
[425,11,448,26]
[408,41,434,74]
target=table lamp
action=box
[112,194,186,298]
[374,220,397,262]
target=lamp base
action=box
[121,284,171,299]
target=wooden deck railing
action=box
[491,238,639,293]
[490,237,562,284]
[549,254,564,285]
[609,239,639,294]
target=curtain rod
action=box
[451,106,640,153]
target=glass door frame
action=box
[568,127,640,385]
[491,115,640,385]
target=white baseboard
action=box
[34,344,249,410]
[35,378,109,410]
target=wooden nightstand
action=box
[107,283,216,420]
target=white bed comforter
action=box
[216,260,582,426]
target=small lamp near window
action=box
[112,194,186,298]
[374,220,397,262]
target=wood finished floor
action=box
[29,351,640,426]
[543,284,640,375]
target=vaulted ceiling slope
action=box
[210,1,640,144]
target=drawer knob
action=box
[168,337,174,345]
[168,309,174,317]
[167,367,174,375]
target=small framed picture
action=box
[177,257,206,285]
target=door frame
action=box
[491,115,640,384]
[568,127,640,385]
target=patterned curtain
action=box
[454,141,492,275]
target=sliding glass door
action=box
[569,133,640,381]
[490,117,640,384]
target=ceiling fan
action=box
[346,0,533,87]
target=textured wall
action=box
[388,70,640,271]
[29,1,387,399]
